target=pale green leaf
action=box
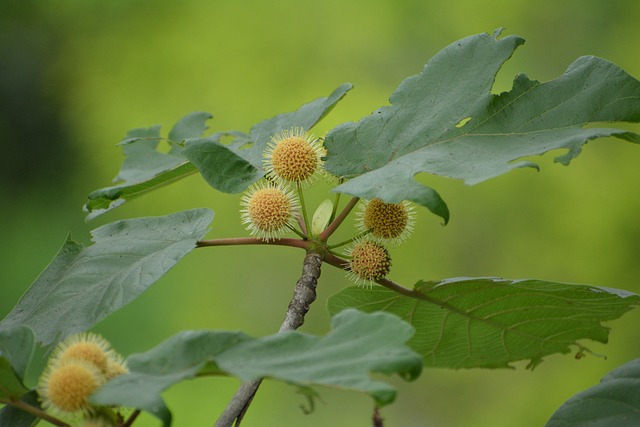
[91,309,422,424]
[327,278,640,369]
[84,112,211,219]
[546,357,640,426]
[183,83,352,193]
[324,30,640,224]
[0,209,214,346]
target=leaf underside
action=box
[91,309,422,426]
[0,209,214,346]
[327,278,640,369]
[324,30,640,224]
[546,357,640,426]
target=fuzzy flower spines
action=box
[358,198,414,244]
[264,127,324,185]
[39,360,104,414]
[347,240,392,286]
[240,182,300,241]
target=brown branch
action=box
[0,397,70,427]
[214,251,324,427]
[197,237,310,250]
[319,196,359,241]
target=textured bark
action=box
[215,251,323,427]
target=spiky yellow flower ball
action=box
[263,127,324,185]
[357,198,415,245]
[347,240,392,286]
[54,333,113,376]
[240,182,300,241]
[39,360,105,415]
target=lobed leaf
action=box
[324,30,640,224]
[327,278,640,369]
[0,209,214,346]
[84,112,211,219]
[91,309,422,425]
[546,357,640,426]
[183,83,352,193]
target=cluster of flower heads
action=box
[38,332,127,426]
[239,127,415,287]
[348,198,415,286]
[240,127,324,241]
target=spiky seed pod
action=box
[357,198,415,245]
[38,359,105,415]
[347,239,392,287]
[263,127,324,185]
[240,182,300,241]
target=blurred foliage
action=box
[1,1,639,426]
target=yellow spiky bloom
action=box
[263,127,324,185]
[347,239,392,287]
[240,181,300,241]
[357,198,415,245]
[38,359,105,415]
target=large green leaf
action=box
[84,112,211,220]
[327,278,640,369]
[324,30,640,224]
[546,357,640,426]
[91,309,421,426]
[0,209,214,346]
[183,83,352,193]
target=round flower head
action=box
[347,239,392,287]
[38,359,105,416]
[51,332,114,376]
[263,127,324,185]
[240,181,300,241]
[357,198,415,245]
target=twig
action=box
[196,237,310,250]
[215,251,323,427]
[319,196,359,241]
[122,409,141,427]
[0,397,70,427]
[372,406,384,427]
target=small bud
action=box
[347,239,392,287]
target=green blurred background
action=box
[1,1,639,426]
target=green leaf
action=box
[327,278,640,369]
[0,326,36,382]
[84,112,212,220]
[324,30,640,224]
[0,209,213,346]
[0,390,40,427]
[546,357,640,426]
[0,358,28,400]
[183,83,352,193]
[92,331,250,427]
[91,309,421,425]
